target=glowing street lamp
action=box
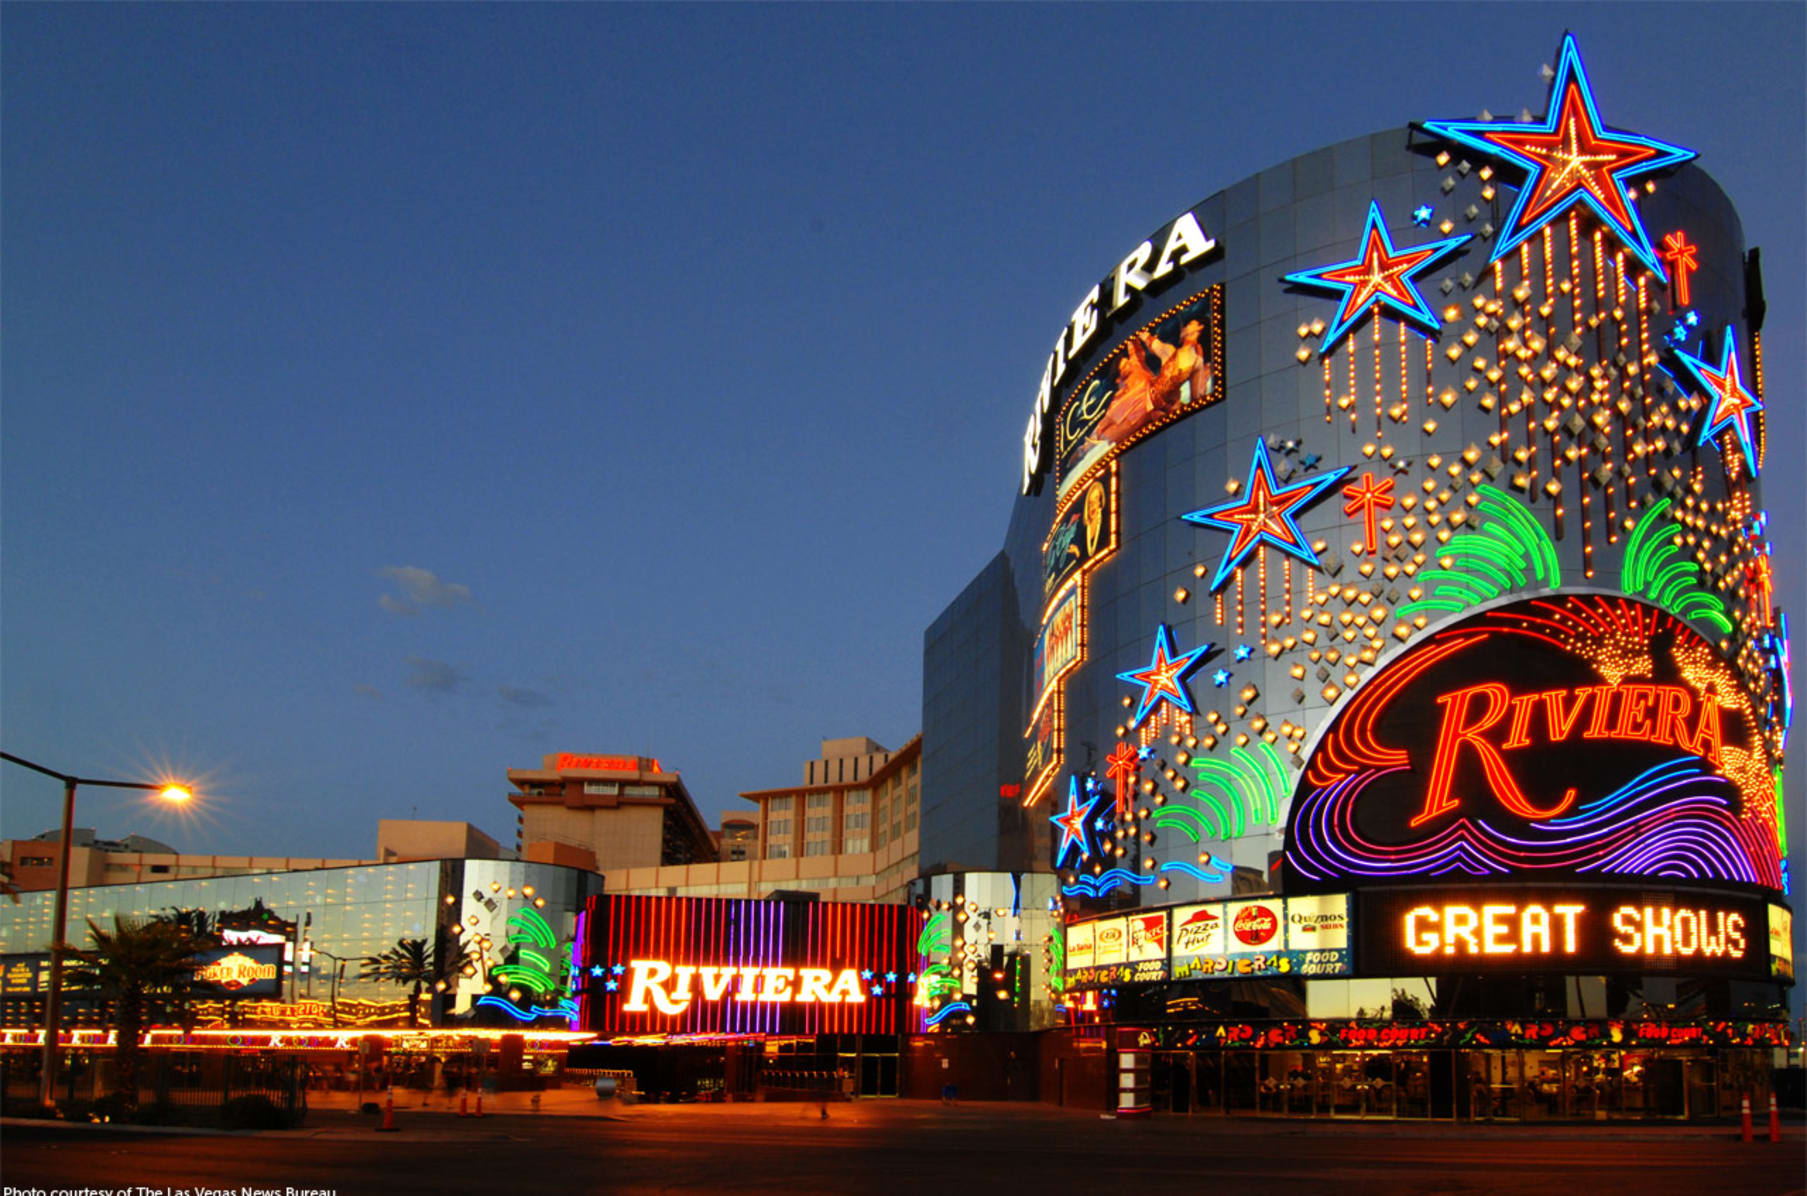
[0,751,195,1109]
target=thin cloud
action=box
[404,656,466,694]
[377,566,472,615]
[498,685,553,708]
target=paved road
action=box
[3,1103,1802,1196]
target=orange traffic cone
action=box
[458,1093,468,1117]
[1769,1092,1781,1143]
[1740,1093,1752,1142]
[474,1090,485,1118]
[377,1090,400,1132]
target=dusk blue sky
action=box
[4,5,1802,887]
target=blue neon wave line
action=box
[476,995,578,1023]
[926,1001,971,1027]
[1159,860,1230,883]
[1061,869,1157,898]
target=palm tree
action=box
[62,916,203,1109]
[360,934,475,1028]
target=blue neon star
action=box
[861,970,874,981]
[1234,644,1255,662]
[1670,326,1763,474]
[1116,624,1214,728]
[610,963,625,976]
[1411,205,1434,226]
[1422,34,1694,280]
[908,971,918,984]
[1182,439,1353,591]
[885,972,898,984]
[1212,669,1231,687]
[1050,774,1105,865]
[604,979,618,992]
[1283,201,1471,355]
[870,985,883,996]
[1136,746,1155,761]
[589,965,606,977]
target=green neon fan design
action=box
[1620,498,1733,634]
[1399,485,1561,619]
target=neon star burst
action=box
[1672,326,1763,475]
[1182,439,1352,591]
[1050,774,1105,865]
[1116,623,1214,728]
[1422,34,1696,279]
[1283,201,1470,354]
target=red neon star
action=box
[1315,226,1444,325]
[1215,462,1320,566]
[1487,79,1659,237]
[1341,472,1396,556]
[1675,326,1762,474]
[1104,742,1140,820]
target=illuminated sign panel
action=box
[1284,595,1783,894]
[1054,287,1223,504]
[1043,472,1117,600]
[1020,213,1222,495]
[191,946,284,997]
[1170,895,1352,980]
[1771,905,1795,981]
[1359,888,1770,979]
[1066,896,1352,989]
[577,895,922,1037]
[0,954,49,996]
[554,753,658,773]
[1030,580,1084,727]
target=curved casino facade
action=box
[934,35,1793,1117]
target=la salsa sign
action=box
[1284,594,1783,893]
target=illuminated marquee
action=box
[191,946,284,997]
[1284,594,1784,893]
[1360,888,1768,979]
[578,895,923,1037]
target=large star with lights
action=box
[1283,201,1470,354]
[1050,774,1104,865]
[1422,34,1695,280]
[1672,326,1762,475]
[1116,623,1213,729]
[1182,439,1352,591]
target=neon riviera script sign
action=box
[620,960,869,1015]
[1020,208,1221,495]
[1284,594,1783,892]
[1360,889,1768,979]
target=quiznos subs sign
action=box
[1283,594,1785,894]
[1020,207,1222,495]
[578,894,923,1037]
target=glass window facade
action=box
[0,859,604,1021]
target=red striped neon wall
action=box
[578,895,925,1037]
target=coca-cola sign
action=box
[1230,902,1280,948]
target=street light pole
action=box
[1,752,191,1110]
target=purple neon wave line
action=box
[574,905,590,1030]
[1592,811,1763,883]
[1292,767,1644,877]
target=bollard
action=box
[474,1090,485,1118]
[1769,1092,1781,1143]
[458,1093,469,1117]
[1740,1093,1752,1142]
[376,1090,400,1133]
